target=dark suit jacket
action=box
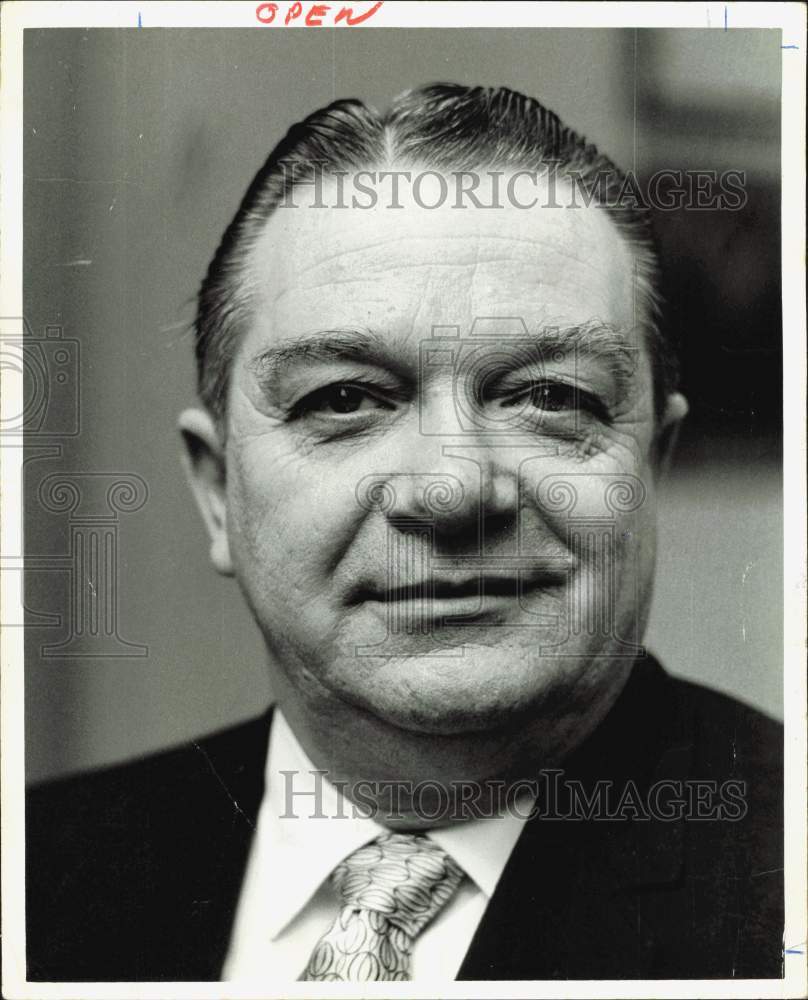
[26,656,784,981]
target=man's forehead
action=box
[244,171,640,344]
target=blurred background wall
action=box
[22,28,783,783]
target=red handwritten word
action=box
[256,0,383,26]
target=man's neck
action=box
[267,658,634,830]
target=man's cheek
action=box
[227,455,359,576]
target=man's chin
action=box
[323,642,591,739]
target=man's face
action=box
[198,171,670,741]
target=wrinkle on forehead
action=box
[241,171,639,349]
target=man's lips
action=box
[347,566,569,607]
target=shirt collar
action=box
[427,806,528,900]
[261,709,531,939]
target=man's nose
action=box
[391,463,513,536]
[360,423,518,539]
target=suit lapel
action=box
[457,656,691,980]
[152,707,274,980]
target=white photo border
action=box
[1,3,805,998]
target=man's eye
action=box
[500,380,610,421]
[291,382,393,417]
[526,382,578,412]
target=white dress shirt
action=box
[222,709,531,981]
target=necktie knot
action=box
[301,831,464,981]
[332,832,464,937]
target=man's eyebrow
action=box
[530,320,637,359]
[247,321,639,390]
[247,328,395,383]
[518,320,640,394]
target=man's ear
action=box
[653,391,689,479]
[178,408,234,576]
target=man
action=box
[27,84,783,982]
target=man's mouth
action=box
[349,567,568,622]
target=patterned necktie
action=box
[300,831,464,981]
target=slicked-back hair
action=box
[194,83,677,425]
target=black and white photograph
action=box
[2,2,806,997]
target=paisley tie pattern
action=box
[300,831,464,981]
